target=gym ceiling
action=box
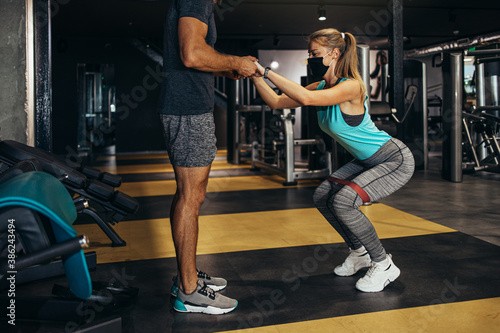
[52,0,500,51]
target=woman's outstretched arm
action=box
[250,76,310,109]
[254,62,360,108]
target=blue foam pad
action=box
[0,171,91,299]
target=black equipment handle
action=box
[0,235,89,273]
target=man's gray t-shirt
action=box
[158,0,217,115]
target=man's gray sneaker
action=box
[173,280,238,315]
[170,269,227,297]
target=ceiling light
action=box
[270,61,279,69]
[318,6,326,21]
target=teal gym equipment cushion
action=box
[0,171,92,299]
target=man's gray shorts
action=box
[160,113,217,167]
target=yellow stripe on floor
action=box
[97,153,169,161]
[96,159,250,175]
[74,204,456,264]
[218,297,500,333]
[96,150,227,162]
[119,175,320,197]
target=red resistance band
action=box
[327,177,371,204]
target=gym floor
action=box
[6,150,500,332]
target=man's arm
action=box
[178,17,257,77]
[214,70,241,79]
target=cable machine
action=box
[461,51,500,174]
[231,77,332,186]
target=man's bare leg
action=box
[170,164,211,294]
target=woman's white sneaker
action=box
[355,254,400,292]
[334,246,371,276]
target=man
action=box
[157,0,258,315]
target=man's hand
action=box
[236,56,259,78]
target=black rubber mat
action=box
[74,187,318,225]
[127,187,318,221]
[6,232,500,332]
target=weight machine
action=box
[442,50,500,180]
[373,59,428,170]
[461,53,500,173]
[462,106,500,172]
[250,107,332,186]
[232,78,332,185]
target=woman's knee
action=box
[332,187,360,216]
[312,189,322,207]
[313,182,330,207]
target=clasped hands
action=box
[225,56,267,79]
[252,61,266,77]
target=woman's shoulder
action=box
[334,78,362,93]
[339,78,363,95]
[337,79,365,106]
[338,77,359,87]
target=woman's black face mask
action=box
[308,49,333,77]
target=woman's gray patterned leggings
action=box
[313,138,415,262]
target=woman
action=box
[250,28,415,292]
